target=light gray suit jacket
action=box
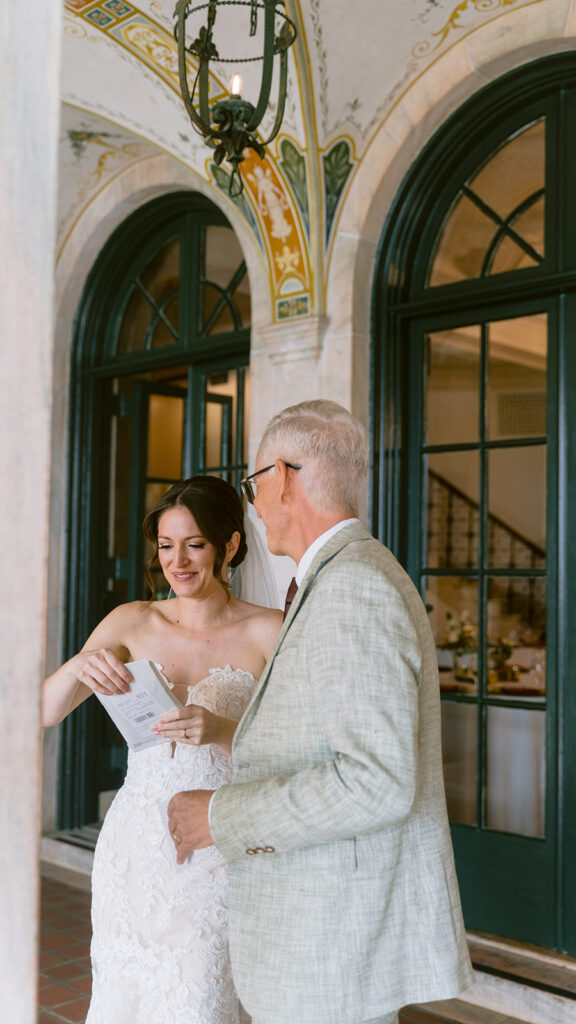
[211,523,474,1024]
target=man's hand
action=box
[168,790,214,864]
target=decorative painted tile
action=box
[102,0,132,16]
[85,9,114,27]
[64,1,94,10]
[277,295,309,319]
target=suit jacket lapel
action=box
[234,522,371,743]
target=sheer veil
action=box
[232,506,281,609]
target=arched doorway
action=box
[373,55,576,954]
[59,192,251,831]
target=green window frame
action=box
[60,192,251,830]
[372,54,576,954]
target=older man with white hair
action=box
[169,399,474,1024]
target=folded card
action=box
[94,659,181,752]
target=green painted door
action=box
[373,56,576,953]
[60,193,251,829]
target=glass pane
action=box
[426,576,478,694]
[487,447,546,565]
[429,194,498,286]
[204,225,251,331]
[487,315,547,441]
[147,394,184,479]
[205,225,243,289]
[441,702,478,824]
[487,576,546,697]
[491,197,545,275]
[428,120,545,287]
[117,286,154,355]
[146,480,171,515]
[470,121,544,222]
[486,706,545,837]
[140,238,180,308]
[117,239,180,354]
[426,452,479,569]
[425,328,480,445]
[151,296,180,350]
[203,284,236,335]
[205,371,239,472]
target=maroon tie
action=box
[283,577,298,620]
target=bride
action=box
[42,476,283,1024]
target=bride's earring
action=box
[226,563,232,583]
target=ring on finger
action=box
[172,830,182,845]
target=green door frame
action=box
[371,55,576,953]
[59,192,250,829]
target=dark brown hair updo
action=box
[143,476,247,598]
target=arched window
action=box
[373,55,576,954]
[60,192,250,830]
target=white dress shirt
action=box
[294,519,358,586]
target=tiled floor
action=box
[35,872,509,1024]
[38,877,92,1023]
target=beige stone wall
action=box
[0,1,62,1020]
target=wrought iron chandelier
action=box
[174,0,297,196]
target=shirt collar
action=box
[295,519,358,586]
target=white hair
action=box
[258,400,369,516]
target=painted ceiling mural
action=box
[60,0,541,318]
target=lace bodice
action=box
[86,665,257,1024]
[122,665,257,801]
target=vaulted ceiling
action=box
[58,0,545,301]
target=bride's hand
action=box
[71,648,133,696]
[153,705,236,753]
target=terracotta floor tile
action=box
[52,996,91,1023]
[38,977,56,992]
[40,932,73,951]
[38,951,66,970]
[38,983,80,1008]
[44,960,92,984]
[65,924,92,940]
[70,976,92,996]
[48,938,91,960]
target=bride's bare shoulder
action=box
[97,600,155,631]
[235,599,282,623]
[234,600,282,646]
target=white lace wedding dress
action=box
[85,665,257,1024]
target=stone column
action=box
[249,315,330,459]
[0,2,62,1020]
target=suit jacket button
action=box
[263,846,275,853]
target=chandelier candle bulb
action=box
[230,74,243,97]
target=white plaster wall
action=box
[0,1,62,1019]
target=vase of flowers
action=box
[441,611,478,683]
[488,635,519,684]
